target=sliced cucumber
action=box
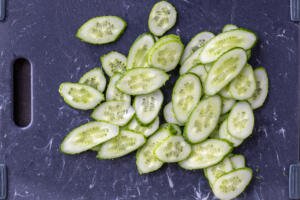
[205,48,247,95]
[148,1,177,36]
[163,102,182,125]
[248,67,269,109]
[219,119,243,147]
[222,98,236,114]
[204,157,233,185]
[172,73,202,124]
[230,154,246,169]
[179,47,203,74]
[79,68,106,92]
[180,31,215,64]
[155,135,191,163]
[219,85,232,98]
[228,102,254,139]
[148,35,184,71]
[59,82,104,110]
[106,73,131,103]
[199,28,257,63]
[222,24,238,32]
[60,121,119,154]
[184,96,221,143]
[97,129,145,159]
[91,101,135,126]
[116,67,169,95]
[133,90,163,124]
[127,117,159,137]
[212,168,253,200]
[100,51,127,76]
[229,64,256,100]
[188,65,208,84]
[76,16,127,45]
[127,33,155,69]
[179,139,233,169]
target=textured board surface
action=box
[0,0,299,199]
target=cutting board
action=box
[0,0,299,199]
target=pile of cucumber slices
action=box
[59,1,268,199]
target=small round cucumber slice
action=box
[91,101,135,126]
[60,121,119,154]
[219,119,243,147]
[204,157,233,185]
[76,16,127,45]
[180,31,215,64]
[97,129,145,159]
[230,154,246,169]
[212,168,253,200]
[100,51,127,76]
[106,73,131,103]
[189,64,208,84]
[179,47,204,74]
[172,73,202,124]
[248,67,269,109]
[155,135,191,163]
[148,1,177,36]
[228,101,254,139]
[79,68,106,92]
[184,96,221,143]
[127,117,159,137]
[222,24,238,32]
[127,33,155,69]
[179,139,233,169]
[229,64,256,100]
[163,102,183,125]
[116,67,169,95]
[134,90,163,125]
[59,82,104,110]
[222,98,236,114]
[205,48,247,95]
[148,35,184,72]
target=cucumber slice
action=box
[204,157,233,185]
[148,35,184,71]
[222,98,236,114]
[180,31,215,64]
[219,85,232,98]
[199,28,257,63]
[219,119,243,147]
[148,1,177,36]
[184,96,221,143]
[248,67,269,109]
[188,65,208,84]
[60,121,119,154]
[163,102,183,125]
[97,129,146,159]
[155,135,191,162]
[106,73,131,103]
[127,33,155,69]
[229,64,256,100]
[212,168,253,200]
[230,154,246,169]
[172,73,202,124]
[179,139,233,169]
[59,82,104,110]
[222,24,238,32]
[116,67,169,95]
[91,101,135,126]
[127,117,159,137]
[228,102,254,139]
[179,47,203,74]
[76,16,127,45]
[79,68,106,92]
[205,48,247,95]
[100,51,127,76]
[133,90,163,124]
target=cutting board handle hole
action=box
[13,57,32,127]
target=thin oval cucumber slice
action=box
[59,82,104,110]
[228,101,254,139]
[230,154,246,169]
[184,96,222,143]
[60,121,119,154]
[199,28,257,63]
[179,47,203,74]
[76,16,127,45]
[155,135,191,162]
[163,102,183,125]
[79,68,106,92]
[189,65,208,84]
[100,51,127,76]
[222,98,236,114]
[229,64,256,100]
[205,48,247,95]
[106,73,131,103]
[219,119,243,147]
[97,129,145,159]
[222,24,238,32]
[127,117,159,137]
[204,157,233,185]
[91,101,135,126]
[172,73,202,124]
[180,31,215,64]
[127,33,155,69]
[248,67,269,109]
[219,85,232,98]
[116,67,169,95]
[134,90,163,125]
[212,168,253,200]
[179,139,233,169]
[148,1,177,36]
